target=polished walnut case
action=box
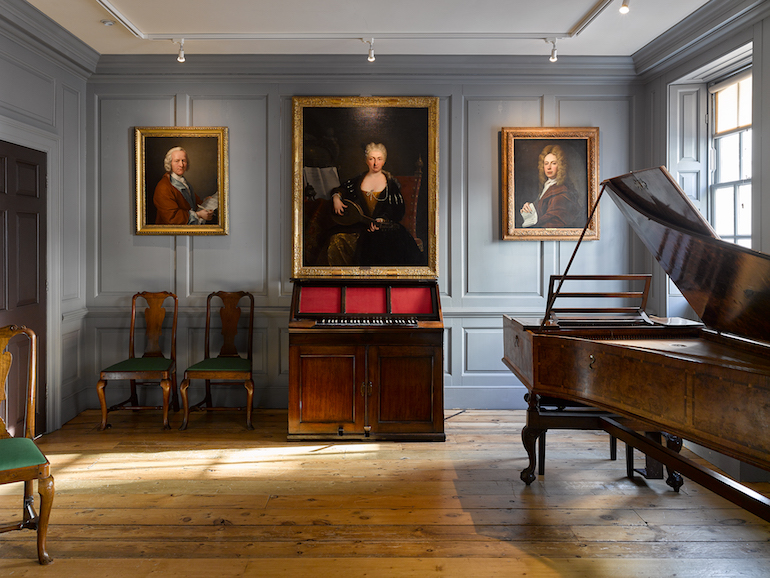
[288,279,445,441]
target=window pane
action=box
[716,84,738,133]
[739,77,752,127]
[742,129,752,180]
[737,184,752,236]
[736,238,752,248]
[717,133,739,183]
[713,186,735,237]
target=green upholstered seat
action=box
[185,357,250,372]
[0,437,47,470]
[102,357,173,373]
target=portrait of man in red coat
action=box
[153,147,216,225]
[519,144,584,229]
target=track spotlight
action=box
[362,38,375,62]
[548,39,557,63]
[177,39,185,63]
[619,0,630,14]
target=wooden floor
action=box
[1,409,769,577]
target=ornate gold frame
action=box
[292,96,439,278]
[501,127,599,241]
[135,126,229,235]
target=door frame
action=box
[1,117,63,431]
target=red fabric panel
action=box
[346,287,387,314]
[391,287,433,314]
[299,286,341,313]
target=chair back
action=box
[0,325,37,440]
[205,292,254,361]
[129,292,178,361]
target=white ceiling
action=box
[24,0,711,60]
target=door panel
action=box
[0,140,47,435]
[288,344,366,435]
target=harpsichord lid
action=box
[603,166,770,343]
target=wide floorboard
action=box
[1,409,769,577]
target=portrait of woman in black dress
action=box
[321,142,423,266]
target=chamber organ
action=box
[288,278,444,441]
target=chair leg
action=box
[170,371,179,412]
[160,378,172,430]
[96,379,109,430]
[204,379,213,408]
[245,379,255,430]
[128,379,139,406]
[36,475,54,565]
[179,378,191,431]
[23,480,35,525]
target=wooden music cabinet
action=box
[288,279,445,441]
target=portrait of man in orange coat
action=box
[153,147,216,225]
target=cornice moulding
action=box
[633,0,770,78]
[91,54,639,84]
[0,0,99,78]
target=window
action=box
[710,73,752,247]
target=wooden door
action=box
[0,140,47,435]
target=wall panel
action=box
[96,96,176,300]
[186,96,269,299]
[465,97,543,298]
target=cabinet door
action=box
[368,345,444,434]
[289,345,366,435]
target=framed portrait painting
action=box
[135,126,229,235]
[501,127,599,241]
[292,96,439,278]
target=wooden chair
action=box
[96,291,178,430]
[179,291,255,430]
[0,325,54,565]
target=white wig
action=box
[164,147,188,172]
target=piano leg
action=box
[521,424,543,485]
[627,431,685,492]
[520,394,544,485]
[663,433,684,492]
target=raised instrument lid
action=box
[602,167,770,344]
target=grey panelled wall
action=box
[0,0,95,430]
[85,71,639,414]
[2,0,770,430]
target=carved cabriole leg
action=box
[179,378,191,431]
[520,392,543,485]
[160,378,171,430]
[96,378,109,430]
[245,379,255,430]
[36,475,54,565]
[521,425,543,485]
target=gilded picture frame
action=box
[292,96,439,278]
[135,126,229,235]
[501,127,599,241]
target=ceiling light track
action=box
[96,0,622,62]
